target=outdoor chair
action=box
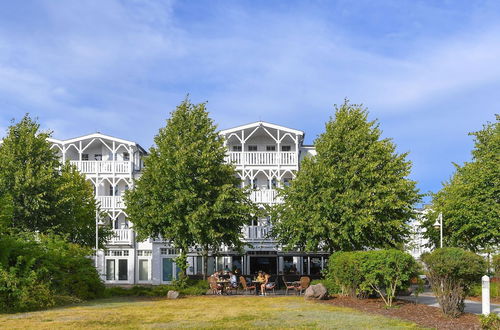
[208,277,221,295]
[295,276,311,295]
[239,276,256,295]
[263,277,276,295]
[226,282,238,295]
[282,276,297,295]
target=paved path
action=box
[398,293,500,315]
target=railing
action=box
[69,161,131,174]
[108,229,133,245]
[243,225,273,240]
[225,152,297,166]
[250,189,283,204]
[97,196,125,209]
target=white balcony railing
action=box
[70,161,131,174]
[108,229,133,245]
[243,225,273,240]
[250,189,283,204]
[97,196,125,209]
[225,152,296,166]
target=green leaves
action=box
[272,101,420,252]
[125,99,256,276]
[423,115,499,253]
[0,115,102,247]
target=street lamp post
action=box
[433,213,443,248]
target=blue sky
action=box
[0,0,498,201]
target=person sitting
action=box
[260,273,275,296]
[256,271,266,295]
[229,272,238,288]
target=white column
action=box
[482,275,490,315]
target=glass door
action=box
[162,258,173,282]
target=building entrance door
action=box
[250,256,277,275]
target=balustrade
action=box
[69,160,131,174]
[243,225,273,240]
[108,229,133,245]
[97,196,125,209]
[250,189,283,204]
[225,152,296,166]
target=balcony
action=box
[70,160,131,174]
[225,152,296,166]
[250,189,283,204]
[108,229,134,245]
[243,225,274,240]
[97,196,125,209]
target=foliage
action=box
[272,100,420,253]
[422,247,486,317]
[0,115,108,247]
[326,249,418,306]
[422,116,500,253]
[125,99,256,278]
[105,279,208,297]
[480,313,500,330]
[310,279,341,295]
[358,250,419,307]
[0,233,104,312]
[326,251,364,297]
[493,255,500,277]
[469,281,499,299]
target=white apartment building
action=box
[49,122,329,285]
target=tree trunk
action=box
[202,245,209,280]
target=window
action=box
[94,154,102,161]
[266,145,276,151]
[281,146,291,152]
[248,145,257,151]
[283,178,291,187]
[139,259,149,281]
[118,259,128,280]
[252,178,257,189]
[137,250,152,257]
[271,178,277,188]
[82,154,89,161]
[106,259,115,280]
[123,152,130,161]
[160,248,179,255]
[232,145,242,152]
[123,250,129,256]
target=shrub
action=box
[358,250,419,307]
[327,252,364,297]
[105,280,208,298]
[493,255,500,277]
[310,279,340,295]
[480,313,500,330]
[422,248,486,318]
[327,249,418,306]
[469,282,499,299]
[0,233,104,312]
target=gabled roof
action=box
[51,133,147,154]
[220,121,304,136]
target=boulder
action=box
[304,283,328,300]
[167,290,180,299]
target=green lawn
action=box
[0,296,424,329]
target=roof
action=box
[50,133,147,154]
[220,121,304,136]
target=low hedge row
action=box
[104,279,208,297]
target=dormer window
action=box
[248,145,257,151]
[281,146,291,152]
[232,146,242,152]
[82,154,89,161]
[266,146,276,151]
[123,152,130,161]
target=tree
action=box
[422,115,499,253]
[272,100,420,252]
[125,99,255,281]
[0,115,107,247]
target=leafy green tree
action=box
[0,115,107,247]
[422,115,499,253]
[272,100,420,252]
[125,99,255,281]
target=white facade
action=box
[407,207,431,260]
[50,122,327,285]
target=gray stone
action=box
[304,283,328,300]
[167,290,180,299]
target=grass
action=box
[0,296,426,329]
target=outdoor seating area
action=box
[208,270,311,296]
